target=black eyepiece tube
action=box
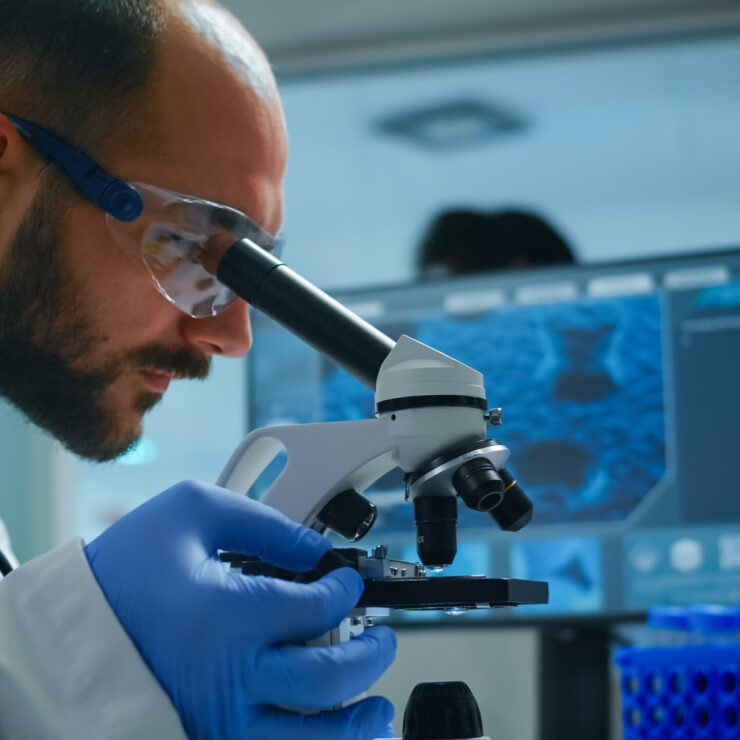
[217,239,396,390]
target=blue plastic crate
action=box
[617,644,740,739]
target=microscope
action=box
[212,237,548,739]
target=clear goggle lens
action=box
[106,183,283,318]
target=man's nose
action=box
[179,298,252,357]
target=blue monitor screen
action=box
[248,249,740,622]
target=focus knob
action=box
[317,489,377,542]
[402,681,484,740]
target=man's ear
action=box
[0,114,12,163]
[0,113,35,175]
[0,113,18,164]
[0,112,43,256]
[0,112,45,193]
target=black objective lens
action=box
[317,489,377,542]
[414,495,457,570]
[490,469,533,531]
[452,458,504,512]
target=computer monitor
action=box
[248,248,740,623]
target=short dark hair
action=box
[0,0,166,159]
[418,208,575,276]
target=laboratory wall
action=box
[0,400,58,563]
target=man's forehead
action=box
[152,2,284,164]
[177,0,277,104]
[111,2,287,231]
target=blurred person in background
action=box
[417,207,575,277]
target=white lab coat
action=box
[0,521,187,739]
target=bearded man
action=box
[0,2,396,738]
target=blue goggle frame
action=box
[4,112,284,317]
[6,114,144,222]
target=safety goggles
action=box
[5,113,283,318]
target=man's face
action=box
[0,16,287,461]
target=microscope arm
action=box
[217,418,397,528]
[217,403,508,535]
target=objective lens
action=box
[452,458,504,512]
[414,495,458,569]
[489,469,533,531]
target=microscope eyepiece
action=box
[489,469,533,531]
[452,458,504,512]
[413,495,457,570]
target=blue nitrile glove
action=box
[84,480,397,740]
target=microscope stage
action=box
[221,548,548,611]
[358,575,547,610]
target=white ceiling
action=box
[221,0,740,72]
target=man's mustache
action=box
[131,345,211,380]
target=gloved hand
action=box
[84,480,397,740]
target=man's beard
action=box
[0,172,210,462]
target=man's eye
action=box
[143,233,194,264]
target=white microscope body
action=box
[214,237,545,739]
[218,335,507,533]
